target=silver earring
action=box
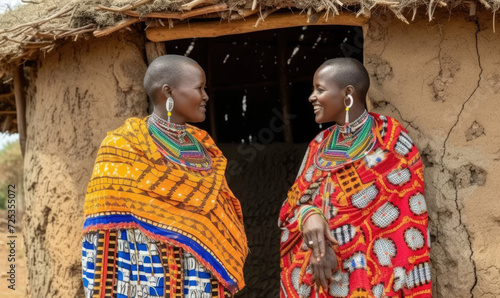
[344,94,354,133]
[166,97,174,123]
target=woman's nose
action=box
[308,92,315,102]
[202,89,209,101]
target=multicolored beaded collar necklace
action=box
[147,113,212,171]
[314,110,376,171]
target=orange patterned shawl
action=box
[83,117,248,293]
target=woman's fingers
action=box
[312,261,329,291]
[318,262,328,290]
[310,246,339,292]
[324,221,338,246]
[302,212,339,291]
[323,260,333,285]
[311,232,322,261]
[303,214,327,261]
[316,229,326,261]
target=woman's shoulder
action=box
[369,112,408,137]
[186,124,210,140]
[185,124,224,158]
[369,112,403,128]
[369,112,418,158]
[100,117,146,145]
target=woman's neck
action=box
[334,103,366,126]
[152,108,186,125]
[150,112,187,131]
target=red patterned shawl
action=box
[279,113,431,298]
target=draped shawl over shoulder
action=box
[83,117,248,293]
[279,113,431,298]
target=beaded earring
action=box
[166,97,174,123]
[344,94,354,134]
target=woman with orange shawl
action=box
[82,55,248,298]
[279,58,431,298]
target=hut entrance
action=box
[163,25,363,296]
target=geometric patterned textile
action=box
[83,117,248,295]
[404,228,425,251]
[373,238,397,266]
[279,113,431,298]
[409,193,427,215]
[329,271,350,297]
[405,262,432,289]
[82,229,232,298]
[331,224,357,246]
[371,202,400,228]
[183,252,213,296]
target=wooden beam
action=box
[0,111,17,115]
[145,42,167,64]
[0,92,14,100]
[13,65,26,157]
[93,18,140,38]
[120,3,227,21]
[1,115,12,132]
[146,12,368,42]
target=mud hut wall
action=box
[364,10,500,298]
[23,32,148,297]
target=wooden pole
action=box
[277,34,293,143]
[13,65,26,157]
[145,42,167,64]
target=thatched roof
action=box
[0,0,498,68]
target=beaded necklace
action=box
[148,113,212,171]
[314,110,376,171]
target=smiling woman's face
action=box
[169,64,209,124]
[308,66,346,124]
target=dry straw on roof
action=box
[0,0,499,67]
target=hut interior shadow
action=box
[163,25,363,297]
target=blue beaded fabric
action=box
[82,229,228,298]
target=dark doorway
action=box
[164,25,363,297]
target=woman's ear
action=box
[344,85,355,96]
[161,84,173,98]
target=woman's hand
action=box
[310,244,338,290]
[302,213,338,290]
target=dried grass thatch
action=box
[0,0,498,67]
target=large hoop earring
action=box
[166,97,174,123]
[344,94,354,133]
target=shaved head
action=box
[143,54,199,103]
[319,58,370,100]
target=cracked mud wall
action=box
[365,9,500,297]
[23,33,147,297]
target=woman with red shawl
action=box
[279,58,431,298]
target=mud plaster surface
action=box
[365,9,500,297]
[22,32,147,297]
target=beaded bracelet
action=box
[298,206,327,232]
